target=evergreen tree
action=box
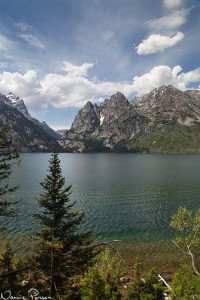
[0,240,17,293]
[80,248,122,300]
[81,267,108,300]
[123,260,164,300]
[0,120,20,293]
[0,123,19,216]
[35,151,98,297]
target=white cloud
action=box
[61,61,94,77]
[39,72,134,108]
[146,8,191,31]
[132,65,200,95]
[0,63,200,112]
[0,64,134,110]
[136,32,184,55]
[0,34,12,50]
[0,70,44,111]
[177,68,200,90]
[0,70,38,95]
[18,34,45,49]
[164,0,183,9]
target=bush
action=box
[171,264,200,300]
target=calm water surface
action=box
[1,153,200,254]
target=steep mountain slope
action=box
[1,86,200,153]
[96,92,141,147]
[60,92,148,152]
[5,93,61,139]
[130,85,200,153]
[0,93,61,152]
[132,85,200,127]
[60,86,200,153]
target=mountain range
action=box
[59,85,200,153]
[1,85,200,153]
[0,92,61,152]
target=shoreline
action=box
[116,240,187,279]
[0,233,187,279]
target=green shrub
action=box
[171,264,200,300]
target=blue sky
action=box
[0,0,200,130]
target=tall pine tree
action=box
[35,150,98,297]
[0,123,19,216]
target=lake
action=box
[1,153,200,261]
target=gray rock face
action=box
[132,85,200,127]
[2,85,200,153]
[4,92,60,139]
[61,86,200,152]
[97,92,138,147]
[71,101,100,135]
[62,92,145,151]
[6,92,31,118]
[0,93,61,152]
[184,89,200,106]
[35,120,61,139]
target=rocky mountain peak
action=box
[5,93,31,118]
[2,85,200,153]
[103,92,129,108]
[70,100,100,134]
[84,101,94,110]
[64,92,135,149]
[133,84,186,110]
[6,92,19,104]
[131,84,200,129]
[147,85,183,99]
[1,91,60,142]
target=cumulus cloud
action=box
[39,72,134,108]
[136,32,184,55]
[132,65,200,95]
[177,68,200,90]
[0,70,45,111]
[61,61,94,77]
[38,61,135,108]
[146,8,191,31]
[137,4,192,57]
[164,0,183,9]
[0,70,38,95]
[0,62,200,112]
[0,34,12,50]
[18,34,45,49]
[0,64,134,110]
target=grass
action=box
[129,123,200,154]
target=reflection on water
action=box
[1,153,200,255]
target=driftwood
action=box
[158,274,172,291]
[80,240,125,263]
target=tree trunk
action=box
[187,244,200,277]
[50,249,55,297]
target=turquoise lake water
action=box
[1,153,200,254]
